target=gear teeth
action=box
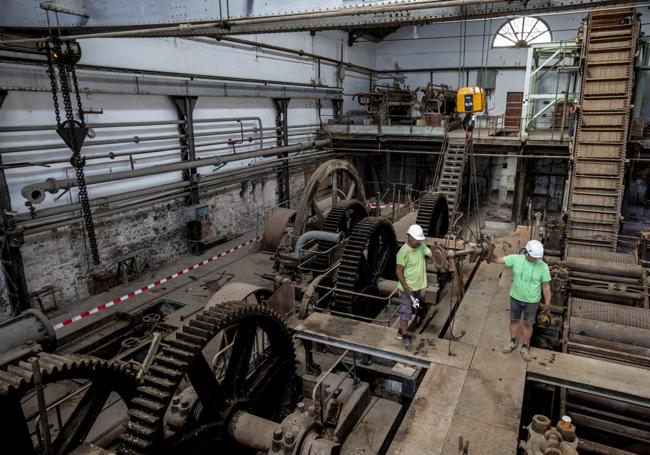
[416,191,449,237]
[161,346,195,361]
[119,301,297,454]
[127,408,161,425]
[332,217,397,314]
[311,199,368,272]
[137,385,172,402]
[0,352,138,453]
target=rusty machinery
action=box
[295,191,454,322]
[415,82,457,122]
[520,415,579,455]
[304,191,454,323]
[262,159,367,251]
[527,240,650,451]
[0,309,140,455]
[355,81,416,126]
[0,294,418,455]
[355,79,457,126]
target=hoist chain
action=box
[45,42,61,126]
[47,39,100,265]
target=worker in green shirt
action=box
[395,224,432,348]
[491,240,552,361]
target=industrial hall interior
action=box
[2,1,650,454]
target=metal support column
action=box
[274,98,290,206]
[0,89,31,314]
[511,157,528,225]
[171,96,202,254]
[171,96,199,205]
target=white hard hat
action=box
[406,224,426,241]
[525,239,544,258]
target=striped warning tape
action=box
[366,203,408,209]
[52,236,262,331]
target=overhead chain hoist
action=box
[44,39,101,265]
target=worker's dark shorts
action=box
[510,298,539,324]
[399,290,421,321]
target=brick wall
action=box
[1,167,310,319]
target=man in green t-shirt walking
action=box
[491,240,551,361]
[395,224,432,348]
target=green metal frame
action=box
[520,41,580,140]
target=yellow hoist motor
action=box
[457,86,486,113]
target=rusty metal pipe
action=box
[569,285,644,304]
[568,334,650,367]
[570,317,650,349]
[565,258,643,279]
[228,411,275,452]
[578,438,640,455]
[20,139,330,203]
[568,389,650,422]
[569,271,641,285]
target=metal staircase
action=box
[435,135,468,220]
[566,8,639,250]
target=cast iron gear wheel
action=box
[415,191,449,238]
[0,352,139,455]
[332,217,397,317]
[291,159,366,248]
[311,199,369,272]
[118,301,297,455]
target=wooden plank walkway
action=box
[293,311,473,370]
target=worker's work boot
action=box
[520,345,531,362]
[502,339,517,354]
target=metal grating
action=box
[565,8,640,250]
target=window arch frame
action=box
[492,16,552,48]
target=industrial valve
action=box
[520,414,579,455]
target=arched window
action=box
[493,17,552,48]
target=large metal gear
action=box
[0,353,138,455]
[332,217,397,317]
[118,301,297,454]
[311,199,368,273]
[415,191,449,238]
[291,159,366,247]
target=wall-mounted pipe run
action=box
[20,139,330,204]
[1,125,319,169]
[192,116,264,151]
[16,149,340,234]
[18,149,331,224]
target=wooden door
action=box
[505,92,523,130]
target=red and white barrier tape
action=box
[366,203,407,209]
[52,236,262,331]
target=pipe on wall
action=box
[20,139,331,204]
[16,149,339,233]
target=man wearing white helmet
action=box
[491,239,551,361]
[395,224,432,348]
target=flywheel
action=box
[118,302,297,454]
